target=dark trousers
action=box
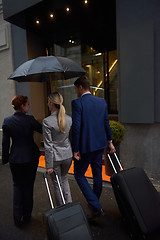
[74,149,104,211]
[10,161,38,221]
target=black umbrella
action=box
[8,56,86,83]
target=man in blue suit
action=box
[72,76,116,218]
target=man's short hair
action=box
[74,76,90,90]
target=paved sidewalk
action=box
[0,163,160,240]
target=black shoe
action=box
[87,209,105,221]
[23,217,31,225]
[14,218,23,228]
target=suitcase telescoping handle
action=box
[107,152,123,174]
[43,170,65,209]
[43,172,54,208]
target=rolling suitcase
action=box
[43,170,93,240]
[107,153,160,238]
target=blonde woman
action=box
[43,92,73,206]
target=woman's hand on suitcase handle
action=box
[47,168,54,174]
[108,142,116,154]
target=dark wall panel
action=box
[117,0,155,123]
[11,24,31,113]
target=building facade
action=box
[1,0,160,177]
[0,0,15,155]
[117,0,160,176]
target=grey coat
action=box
[43,111,73,168]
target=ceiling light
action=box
[95,53,102,56]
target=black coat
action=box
[2,112,42,164]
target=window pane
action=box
[46,42,118,116]
[109,50,118,114]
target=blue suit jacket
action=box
[71,93,112,154]
[2,112,42,164]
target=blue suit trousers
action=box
[74,149,104,211]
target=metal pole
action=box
[49,73,53,93]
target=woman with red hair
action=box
[2,95,42,227]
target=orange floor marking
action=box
[39,155,46,168]
[39,155,111,182]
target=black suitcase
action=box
[43,171,93,240]
[108,153,160,238]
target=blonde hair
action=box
[48,92,66,133]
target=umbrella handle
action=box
[49,73,53,93]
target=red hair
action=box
[11,95,28,110]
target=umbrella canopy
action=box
[8,56,86,82]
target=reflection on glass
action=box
[47,42,118,116]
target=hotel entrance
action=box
[45,43,118,117]
[2,0,118,181]
[2,0,117,116]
